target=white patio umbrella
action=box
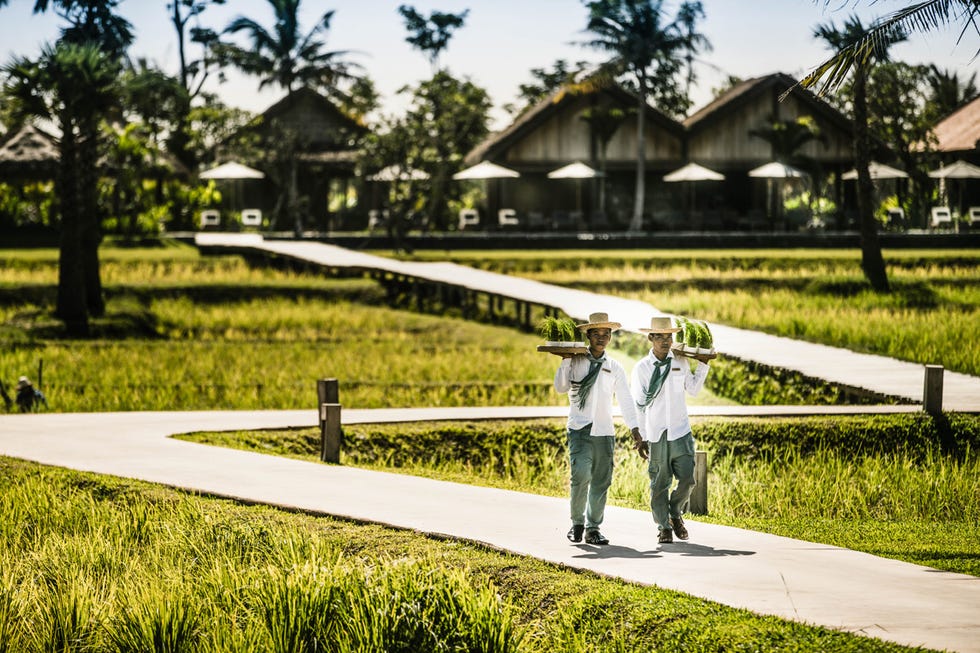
[928,159,980,179]
[663,163,725,223]
[452,160,520,180]
[663,162,724,182]
[841,161,908,180]
[748,161,805,179]
[547,161,601,217]
[749,162,805,226]
[199,161,265,180]
[546,161,600,179]
[928,159,980,214]
[199,161,265,212]
[453,161,520,225]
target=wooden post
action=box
[923,365,944,415]
[689,450,708,515]
[320,403,342,463]
[317,378,339,428]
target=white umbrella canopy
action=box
[452,160,520,180]
[927,159,980,179]
[663,162,725,182]
[841,161,909,180]
[749,162,805,227]
[748,161,805,178]
[928,160,980,214]
[663,163,725,225]
[199,161,265,214]
[200,161,265,180]
[547,161,601,179]
[368,164,429,181]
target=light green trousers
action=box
[567,424,615,530]
[647,431,696,532]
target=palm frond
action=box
[798,0,980,98]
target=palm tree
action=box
[801,1,980,96]
[813,16,905,293]
[217,0,360,100]
[217,0,361,235]
[581,0,709,232]
[1,0,130,329]
[926,64,979,119]
[4,42,120,333]
[579,102,633,219]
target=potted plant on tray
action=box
[536,316,587,355]
[673,316,716,359]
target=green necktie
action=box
[571,354,603,410]
[637,358,670,409]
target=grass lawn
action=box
[0,456,943,652]
[2,242,978,651]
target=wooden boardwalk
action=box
[195,234,980,412]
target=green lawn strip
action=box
[0,457,935,653]
[178,413,980,578]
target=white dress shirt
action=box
[631,351,709,443]
[554,353,639,436]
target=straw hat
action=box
[16,376,30,389]
[639,316,681,334]
[576,312,621,332]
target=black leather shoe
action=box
[585,529,609,545]
[671,517,689,540]
[658,528,673,544]
[567,525,584,543]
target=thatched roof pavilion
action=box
[932,95,980,158]
[0,123,59,180]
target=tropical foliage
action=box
[581,0,710,231]
[813,15,906,292]
[216,0,361,99]
[801,0,980,96]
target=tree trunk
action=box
[427,169,449,231]
[853,70,890,292]
[290,159,302,237]
[629,83,647,232]
[55,117,89,336]
[78,114,105,316]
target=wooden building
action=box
[683,73,854,228]
[931,95,980,215]
[464,84,685,229]
[230,87,366,231]
[932,94,980,160]
[462,73,857,231]
[0,123,59,181]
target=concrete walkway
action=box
[2,407,978,653]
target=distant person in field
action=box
[554,311,641,546]
[14,376,47,413]
[630,317,710,544]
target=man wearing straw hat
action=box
[554,311,641,546]
[631,316,710,544]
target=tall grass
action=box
[0,461,523,653]
[0,457,928,652]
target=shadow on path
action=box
[664,542,756,557]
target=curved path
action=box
[2,406,978,653]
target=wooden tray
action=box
[537,344,588,356]
[671,346,718,361]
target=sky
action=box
[0,0,977,129]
